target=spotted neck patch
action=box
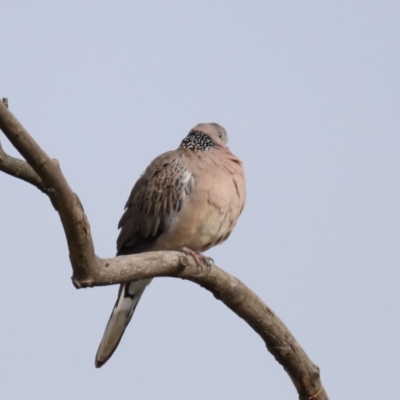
[180,130,215,152]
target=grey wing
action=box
[116,151,194,255]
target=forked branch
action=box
[0,98,329,400]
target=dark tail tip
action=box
[95,358,106,368]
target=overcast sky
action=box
[1,1,400,399]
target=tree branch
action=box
[0,99,45,191]
[0,98,97,282]
[0,98,329,400]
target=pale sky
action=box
[1,2,400,399]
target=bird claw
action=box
[180,246,213,273]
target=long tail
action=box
[95,279,152,368]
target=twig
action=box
[0,98,45,189]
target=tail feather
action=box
[95,279,152,368]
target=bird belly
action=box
[152,187,238,252]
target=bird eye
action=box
[217,133,222,139]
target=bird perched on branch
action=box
[95,122,246,368]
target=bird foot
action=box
[180,246,213,272]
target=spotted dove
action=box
[95,123,246,367]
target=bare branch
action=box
[0,99,329,400]
[0,100,97,282]
[80,250,328,400]
[0,99,45,190]
[0,143,46,191]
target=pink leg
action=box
[180,246,214,268]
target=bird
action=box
[95,122,246,368]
